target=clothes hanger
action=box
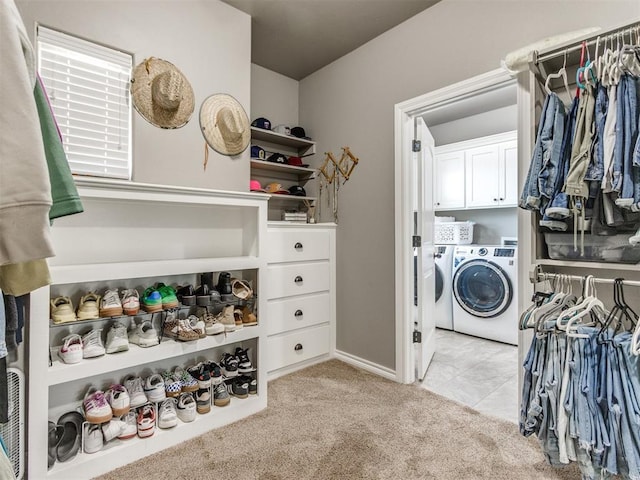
[544,49,572,100]
[556,275,599,330]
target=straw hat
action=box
[199,93,250,156]
[130,57,194,129]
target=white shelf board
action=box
[268,195,316,203]
[48,326,262,386]
[50,256,260,285]
[250,159,316,177]
[45,395,266,480]
[536,258,640,271]
[250,127,315,152]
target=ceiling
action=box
[220,0,441,80]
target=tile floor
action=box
[420,328,519,424]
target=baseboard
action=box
[333,350,397,381]
[267,354,331,382]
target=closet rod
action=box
[536,272,640,288]
[533,21,640,66]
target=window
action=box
[36,26,133,180]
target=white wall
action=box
[299,0,640,370]
[251,64,299,128]
[17,0,251,192]
[442,208,518,245]
[430,105,517,146]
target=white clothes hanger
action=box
[545,49,572,100]
[632,318,640,355]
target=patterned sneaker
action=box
[59,334,83,364]
[163,312,200,342]
[156,283,179,310]
[234,347,253,373]
[105,384,130,416]
[176,393,197,422]
[141,287,163,313]
[51,296,77,324]
[212,382,230,407]
[205,361,223,385]
[120,289,140,316]
[187,315,206,338]
[99,289,123,317]
[143,373,166,403]
[195,388,211,414]
[83,388,113,424]
[197,307,224,335]
[123,375,148,408]
[162,371,182,398]
[158,398,178,429]
[117,411,137,440]
[137,405,156,438]
[105,321,129,354]
[82,328,105,359]
[174,367,199,393]
[76,292,101,320]
[220,353,239,377]
[187,363,211,389]
[128,320,159,348]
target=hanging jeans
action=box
[613,74,638,208]
[520,92,566,211]
[585,84,609,186]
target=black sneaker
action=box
[195,284,211,306]
[176,285,196,306]
[227,377,248,399]
[205,361,223,385]
[234,347,253,373]
[239,375,257,395]
[187,363,211,388]
[220,353,238,377]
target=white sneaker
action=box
[83,388,113,424]
[121,288,140,316]
[50,296,77,324]
[102,419,126,442]
[158,398,178,429]
[59,334,83,364]
[144,373,166,403]
[82,329,105,358]
[118,411,137,440]
[105,384,130,416]
[128,320,159,348]
[176,393,196,423]
[106,322,129,354]
[76,292,101,320]
[123,375,148,408]
[99,288,123,317]
[137,405,156,438]
[84,424,103,454]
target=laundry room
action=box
[420,80,521,423]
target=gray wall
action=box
[299,0,639,370]
[251,64,299,127]
[17,0,251,192]
[442,208,518,246]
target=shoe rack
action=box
[28,178,268,480]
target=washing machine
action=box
[452,245,518,345]
[433,245,455,330]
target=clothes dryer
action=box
[433,245,455,330]
[452,245,518,345]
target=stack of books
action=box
[282,211,307,223]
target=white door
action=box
[414,117,436,381]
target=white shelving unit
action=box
[28,178,269,480]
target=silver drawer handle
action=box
[294,343,303,351]
[294,309,303,318]
[294,242,303,249]
[294,276,303,283]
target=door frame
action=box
[394,68,516,384]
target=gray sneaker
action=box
[212,382,230,407]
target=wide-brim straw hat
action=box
[199,93,250,156]
[130,57,194,129]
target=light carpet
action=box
[96,359,581,479]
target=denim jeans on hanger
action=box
[612,74,638,207]
[520,92,566,211]
[585,84,609,186]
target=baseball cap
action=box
[265,182,289,194]
[267,152,287,164]
[288,185,307,196]
[273,124,291,135]
[291,126,311,140]
[288,156,309,168]
[251,145,266,160]
[251,117,271,130]
[249,180,266,192]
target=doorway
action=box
[394,68,521,422]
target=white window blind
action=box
[36,26,133,180]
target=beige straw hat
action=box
[199,93,250,156]
[130,57,194,129]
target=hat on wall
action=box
[273,124,291,135]
[251,145,266,160]
[130,57,195,129]
[291,126,311,140]
[265,183,289,194]
[251,117,272,130]
[267,152,287,164]
[287,156,309,168]
[288,185,307,196]
[199,93,250,156]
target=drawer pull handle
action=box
[294,343,303,351]
[294,309,303,318]
[294,276,303,284]
[294,242,303,249]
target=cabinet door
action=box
[465,144,500,208]
[499,140,518,206]
[434,150,465,209]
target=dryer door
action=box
[435,264,444,302]
[452,259,512,318]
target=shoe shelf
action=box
[47,327,261,387]
[250,159,317,178]
[46,395,265,480]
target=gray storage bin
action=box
[544,233,640,264]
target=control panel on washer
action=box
[494,248,515,257]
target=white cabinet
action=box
[264,223,335,379]
[29,179,269,480]
[434,131,517,210]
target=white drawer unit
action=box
[266,223,336,379]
